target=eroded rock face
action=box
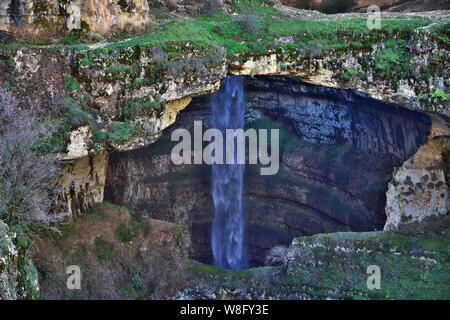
[55,152,109,218]
[282,0,450,12]
[386,0,450,12]
[0,0,151,40]
[245,77,431,163]
[104,76,433,266]
[82,0,150,36]
[385,138,449,232]
[229,27,449,116]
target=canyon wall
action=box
[104,76,433,265]
[385,135,449,233]
[0,5,447,249]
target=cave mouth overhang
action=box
[103,75,435,267]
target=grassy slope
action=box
[187,230,450,299]
[34,202,189,299]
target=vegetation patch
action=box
[184,230,449,299]
[34,202,188,299]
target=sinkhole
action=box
[104,75,432,268]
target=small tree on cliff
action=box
[0,86,66,231]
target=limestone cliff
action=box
[1,7,448,222]
[0,0,151,40]
[385,136,449,232]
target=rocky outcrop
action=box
[282,230,450,299]
[282,0,450,12]
[0,0,151,40]
[386,0,450,12]
[385,136,449,232]
[104,76,434,266]
[0,221,39,300]
[175,229,450,300]
[230,26,449,116]
[55,152,109,217]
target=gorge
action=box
[0,0,448,300]
[104,75,433,267]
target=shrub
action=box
[431,89,450,103]
[132,272,144,289]
[0,86,66,230]
[64,76,81,92]
[265,245,288,266]
[115,223,136,243]
[239,13,261,36]
[94,237,115,261]
[150,44,168,64]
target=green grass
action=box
[91,121,144,147]
[94,237,115,262]
[115,218,151,243]
[59,9,438,63]
[2,3,447,158]
[185,230,449,300]
[115,223,136,243]
[286,231,450,299]
[35,97,95,154]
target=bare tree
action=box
[0,86,67,230]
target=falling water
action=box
[210,76,247,271]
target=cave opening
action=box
[104,75,432,268]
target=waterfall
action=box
[210,76,247,271]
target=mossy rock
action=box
[0,220,39,300]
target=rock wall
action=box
[54,152,109,218]
[385,0,450,12]
[281,0,450,12]
[385,137,449,232]
[0,0,151,40]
